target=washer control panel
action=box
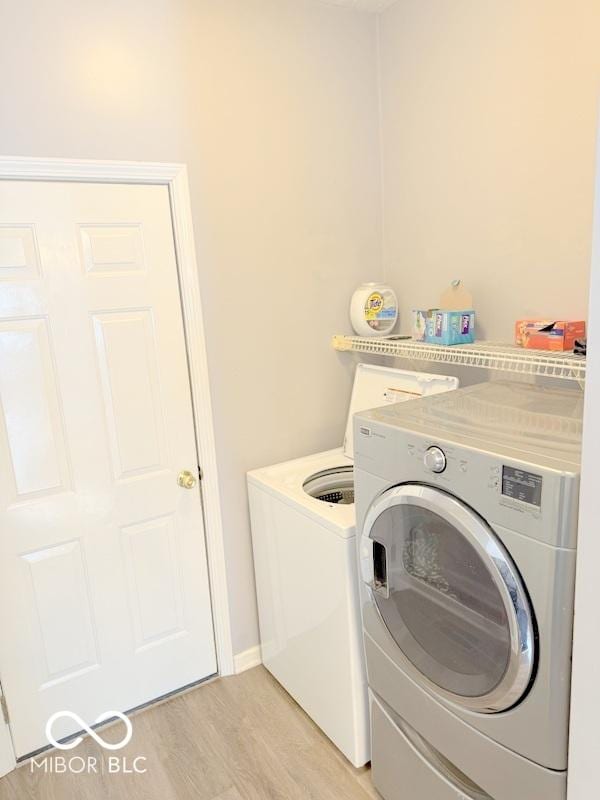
[424,446,447,474]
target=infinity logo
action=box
[45,710,133,751]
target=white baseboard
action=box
[233,645,262,674]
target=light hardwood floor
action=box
[0,667,379,800]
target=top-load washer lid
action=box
[297,365,458,509]
[342,364,459,458]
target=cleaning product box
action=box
[413,309,475,346]
[515,319,586,351]
[412,309,428,342]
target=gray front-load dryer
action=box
[354,381,583,800]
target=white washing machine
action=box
[354,381,583,799]
[247,363,458,766]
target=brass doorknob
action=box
[178,470,197,489]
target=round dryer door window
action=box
[363,484,535,713]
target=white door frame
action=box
[0,159,234,697]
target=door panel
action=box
[121,515,185,649]
[0,225,40,281]
[93,309,167,480]
[0,317,71,501]
[0,181,217,756]
[79,224,145,275]
[22,541,98,683]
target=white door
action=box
[0,180,217,757]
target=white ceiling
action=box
[319,0,398,12]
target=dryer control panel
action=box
[356,424,580,549]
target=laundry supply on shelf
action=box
[350,283,398,337]
[515,320,586,351]
[412,280,475,346]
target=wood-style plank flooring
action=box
[0,667,378,800]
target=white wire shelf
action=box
[332,335,586,383]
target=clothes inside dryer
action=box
[381,503,511,695]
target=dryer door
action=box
[362,484,535,713]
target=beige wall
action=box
[0,0,382,654]
[184,1,382,653]
[378,0,600,342]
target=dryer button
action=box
[424,446,447,474]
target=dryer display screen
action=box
[502,466,542,507]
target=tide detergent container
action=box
[350,282,398,337]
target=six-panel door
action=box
[0,181,217,756]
